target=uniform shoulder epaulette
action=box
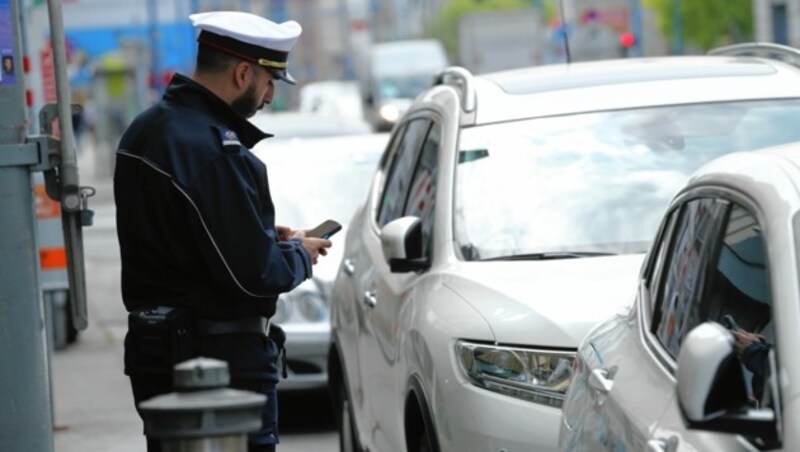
[216,127,242,154]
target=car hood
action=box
[442,254,644,348]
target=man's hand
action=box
[276,225,297,241]
[301,237,331,265]
[277,226,330,264]
[732,330,766,356]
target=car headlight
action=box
[295,289,329,323]
[455,341,576,408]
[378,104,400,123]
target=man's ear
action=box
[232,61,252,90]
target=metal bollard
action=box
[139,357,266,452]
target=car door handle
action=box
[646,437,678,452]
[588,368,614,394]
[343,258,355,276]
[363,290,377,308]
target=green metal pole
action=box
[0,0,55,449]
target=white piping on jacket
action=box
[117,149,273,299]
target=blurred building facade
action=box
[21,0,673,149]
[753,0,795,46]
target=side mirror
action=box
[380,216,430,273]
[677,322,781,445]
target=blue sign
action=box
[0,0,17,85]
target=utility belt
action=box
[195,315,271,336]
[124,306,286,377]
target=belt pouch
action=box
[125,306,195,375]
[268,323,288,379]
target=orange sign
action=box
[40,247,67,270]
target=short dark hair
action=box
[196,44,240,74]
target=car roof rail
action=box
[433,66,477,113]
[708,42,800,67]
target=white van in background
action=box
[362,39,448,131]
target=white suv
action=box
[559,146,800,452]
[328,45,800,452]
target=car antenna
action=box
[558,0,572,63]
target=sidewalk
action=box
[52,141,145,452]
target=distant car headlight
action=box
[379,104,400,123]
[455,341,576,408]
[295,289,329,323]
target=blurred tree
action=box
[645,0,752,51]
[427,0,553,57]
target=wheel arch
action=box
[404,374,441,452]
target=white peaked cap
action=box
[190,11,302,84]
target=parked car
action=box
[250,133,388,391]
[328,47,800,452]
[559,146,800,451]
[249,110,372,140]
[299,80,364,121]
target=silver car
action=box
[559,146,800,451]
[329,45,800,452]
[250,133,388,391]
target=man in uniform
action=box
[114,11,332,452]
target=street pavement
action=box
[51,141,337,451]
[51,145,146,452]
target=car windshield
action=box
[267,151,381,227]
[455,99,800,261]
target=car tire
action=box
[338,388,358,452]
[331,362,360,452]
[416,423,434,452]
[405,381,440,452]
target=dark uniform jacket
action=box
[114,74,311,320]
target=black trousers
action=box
[127,331,282,452]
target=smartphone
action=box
[307,219,342,239]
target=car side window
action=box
[704,205,773,408]
[377,119,432,227]
[652,199,774,401]
[652,198,728,357]
[403,122,440,258]
[643,208,678,315]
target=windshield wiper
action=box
[481,251,617,262]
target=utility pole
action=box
[629,0,644,57]
[0,0,54,449]
[147,0,160,93]
[1,0,91,449]
[337,0,354,79]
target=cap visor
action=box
[270,69,296,85]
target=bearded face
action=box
[231,75,261,118]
